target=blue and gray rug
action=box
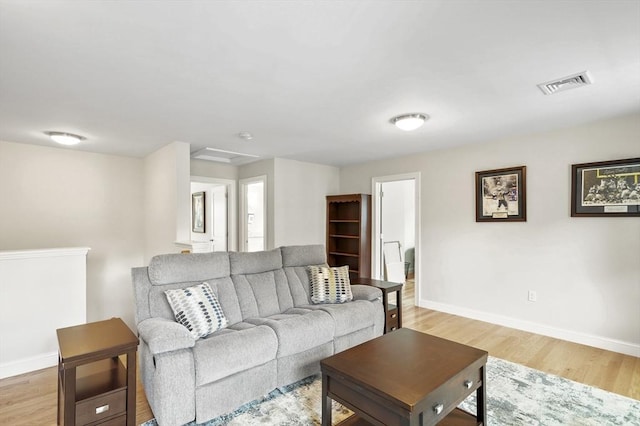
[140,356,640,426]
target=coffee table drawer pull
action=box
[433,403,444,415]
[464,379,473,389]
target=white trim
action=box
[420,299,640,357]
[0,247,90,261]
[0,352,58,379]
[191,176,238,251]
[372,172,421,306]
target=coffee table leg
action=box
[322,373,331,426]
[477,365,487,425]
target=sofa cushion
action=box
[281,245,326,267]
[149,252,230,285]
[246,310,334,357]
[283,266,314,307]
[282,245,326,306]
[306,300,377,337]
[232,268,293,318]
[193,324,278,386]
[308,265,353,304]
[230,248,282,275]
[164,282,228,339]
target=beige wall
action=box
[0,141,144,329]
[191,158,239,180]
[339,113,640,354]
[273,158,339,247]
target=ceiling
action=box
[1,0,639,167]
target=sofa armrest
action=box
[137,317,195,355]
[351,284,382,302]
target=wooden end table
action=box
[57,318,139,426]
[353,277,403,333]
[321,328,488,426]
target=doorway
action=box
[240,175,267,252]
[190,176,237,252]
[372,173,420,307]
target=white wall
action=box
[273,158,340,247]
[0,141,144,329]
[340,114,640,355]
[0,248,89,378]
[143,141,191,261]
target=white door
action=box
[190,177,237,252]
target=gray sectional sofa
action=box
[131,244,384,426]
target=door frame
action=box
[190,176,237,251]
[371,172,421,306]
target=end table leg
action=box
[322,374,331,426]
[477,365,487,425]
[126,350,137,426]
[63,365,76,426]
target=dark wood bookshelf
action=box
[326,194,371,280]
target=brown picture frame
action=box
[192,191,206,233]
[475,166,527,222]
[571,158,640,217]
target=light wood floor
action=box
[1,284,638,425]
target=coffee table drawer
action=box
[421,367,482,424]
[330,377,406,424]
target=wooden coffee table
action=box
[320,328,488,426]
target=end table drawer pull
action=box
[96,404,110,414]
[464,380,473,389]
[433,403,444,415]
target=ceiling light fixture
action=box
[238,132,253,140]
[390,113,428,131]
[44,131,86,145]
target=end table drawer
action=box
[76,389,126,425]
[386,310,399,331]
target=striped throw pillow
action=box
[308,265,353,304]
[165,282,228,339]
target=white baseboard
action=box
[420,299,640,358]
[0,352,58,379]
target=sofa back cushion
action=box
[281,245,327,306]
[143,252,244,326]
[230,249,295,318]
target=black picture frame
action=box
[571,158,640,217]
[475,166,527,222]
[192,191,206,233]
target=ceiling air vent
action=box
[537,71,592,95]
[191,147,259,165]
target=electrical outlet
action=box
[528,290,537,302]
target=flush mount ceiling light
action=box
[44,131,86,145]
[238,132,253,140]
[390,113,429,131]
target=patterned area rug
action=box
[140,356,640,426]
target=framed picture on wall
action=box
[192,191,206,233]
[475,166,527,222]
[571,158,640,217]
